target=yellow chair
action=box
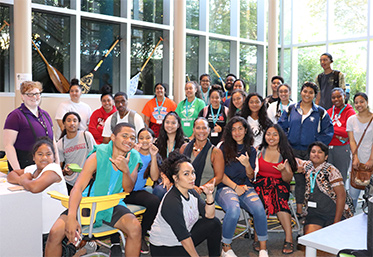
[0,155,8,174]
[48,190,129,257]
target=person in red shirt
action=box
[326,88,355,182]
[88,93,117,144]
[142,83,177,137]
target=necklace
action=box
[193,143,201,152]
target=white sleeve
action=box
[267,102,277,124]
[85,131,97,149]
[42,163,64,180]
[102,114,114,137]
[134,113,145,136]
[57,138,65,163]
[55,102,67,120]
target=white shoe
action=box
[84,241,97,254]
[259,249,269,257]
[221,248,238,257]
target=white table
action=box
[298,213,367,256]
[0,174,42,257]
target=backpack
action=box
[317,70,340,88]
[110,110,136,132]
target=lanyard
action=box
[166,141,175,157]
[210,104,222,126]
[309,169,321,193]
[156,97,166,115]
[331,105,347,143]
[201,87,210,104]
[185,98,196,117]
[279,102,290,115]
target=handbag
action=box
[350,116,373,190]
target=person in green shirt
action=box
[176,81,206,138]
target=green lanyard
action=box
[210,104,222,126]
[156,97,166,115]
[185,98,196,117]
[309,169,321,193]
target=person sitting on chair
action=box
[45,123,142,257]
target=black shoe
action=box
[141,238,149,254]
[110,243,122,257]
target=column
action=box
[267,0,278,96]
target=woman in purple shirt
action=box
[3,81,57,171]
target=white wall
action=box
[0,93,152,149]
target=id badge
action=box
[308,201,317,208]
[211,132,218,137]
[184,122,191,127]
[156,119,162,124]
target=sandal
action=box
[252,241,260,252]
[282,241,294,254]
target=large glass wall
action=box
[0,5,10,92]
[281,0,371,102]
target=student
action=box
[264,76,284,108]
[200,73,212,105]
[7,137,68,252]
[222,74,237,106]
[45,123,142,257]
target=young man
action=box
[222,73,237,107]
[315,53,346,110]
[102,92,145,143]
[45,123,142,257]
[264,75,284,108]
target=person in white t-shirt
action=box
[7,137,67,252]
[55,79,92,139]
[267,83,294,124]
[102,92,145,143]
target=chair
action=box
[0,155,8,174]
[48,190,129,257]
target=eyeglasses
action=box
[24,92,41,97]
[200,80,210,83]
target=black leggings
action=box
[123,190,160,237]
[150,217,222,257]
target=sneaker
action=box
[110,243,122,257]
[141,238,149,254]
[221,249,238,257]
[259,249,269,257]
[84,241,97,254]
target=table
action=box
[0,173,42,256]
[298,213,367,256]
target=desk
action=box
[298,213,367,257]
[0,173,42,256]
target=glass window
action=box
[209,39,230,86]
[282,48,291,84]
[81,0,121,17]
[32,0,70,8]
[329,41,367,102]
[0,5,10,92]
[240,0,257,40]
[32,12,71,93]
[132,0,163,24]
[80,19,120,94]
[186,0,199,30]
[131,27,163,95]
[282,0,291,45]
[186,35,199,82]
[209,0,230,35]
[297,45,325,96]
[293,1,326,44]
[330,0,368,40]
[239,43,257,92]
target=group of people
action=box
[3,52,373,257]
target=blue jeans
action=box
[215,186,268,244]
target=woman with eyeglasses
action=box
[4,81,58,171]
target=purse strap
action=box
[353,115,373,155]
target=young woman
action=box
[278,81,334,216]
[241,93,272,148]
[180,117,224,193]
[142,83,177,137]
[175,81,206,138]
[7,137,68,249]
[55,79,92,139]
[57,112,96,193]
[200,73,211,105]
[224,79,247,107]
[228,89,247,120]
[88,93,117,144]
[149,151,221,257]
[125,128,161,254]
[217,116,268,257]
[255,124,297,254]
[327,88,356,183]
[347,92,373,208]
[267,83,294,124]
[302,142,352,235]
[153,111,186,199]
[198,85,229,145]
[3,81,57,171]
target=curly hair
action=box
[241,93,272,132]
[161,151,191,184]
[222,116,254,165]
[259,124,297,173]
[156,112,185,160]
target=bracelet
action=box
[233,184,237,190]
[205,199,214,205]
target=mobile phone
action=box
[74,231,82,247]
